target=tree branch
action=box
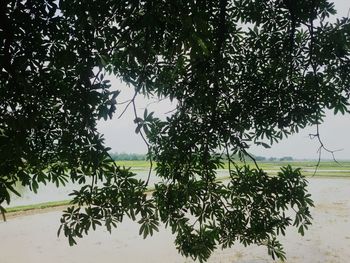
[309,123,342,176]
[117,91,137,119]
[131,98,153,186]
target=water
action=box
[6,170,350,208]
[6,170,152,207]
[1,177,350,263]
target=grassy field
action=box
[116,160,152,168]
[117,160,350,177]
[6,200,71,213]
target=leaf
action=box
[6,183,21,197]
[135,124,142,134]
[68,235,77,246]
[99,54,108,66]
[57,225,63,237]
[0,206,6,222]
[298,225,305,236]
[256,141,271,148]
[134,117,143,123]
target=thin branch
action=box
[191,202,207,228]
[132,98,153,186]
[143,97,168,109]
[105,150,121,174]
[242,148,259,169]
[117,91,137,119]
[132,100,149,148]
[92,68,102,86]
[225,142,233,178]
[219,196,230,213]
[306,1,339,176]
[309,123,342,176]
[164,107,178,115]
[116,99,133,105]
[89,171,96,208]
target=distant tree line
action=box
[109,152,294,162]
[110,152,147,161]
[254,156,294,162]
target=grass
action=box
[119,160,350,177]
[230,161,350,177]
[116,160,151,168]
[6,200,71,213]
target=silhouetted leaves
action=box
[1,1,350,262]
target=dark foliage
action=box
[1,0,350,261]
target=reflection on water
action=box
[7,180,79,207]
[6,170,350,208]
[7,170,154,207]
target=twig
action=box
[116,99,133,105]
[309,123,342,176]
[306,2,333,176]
[92,68,102,86]
[225,142,233,178]
[143,97,168,109]
[117,91,137,119]
[242,148,259,169]
[164,107,178,115]
[132,98,153,186]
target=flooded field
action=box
[6,170,231,207]
[1,178,350,263]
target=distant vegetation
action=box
[110,152,147,161]
[109,152,294,162]
[264,156,294,162]
[222,155,294,162]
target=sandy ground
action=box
[0,178,349,263]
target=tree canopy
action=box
[1,0,350,261]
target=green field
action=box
[117,160,350,177]
[6,200,70,213]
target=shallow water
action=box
[7,171,349,208]
[8,170,230,207]
[7,170,153,207]
[1,178,349,263]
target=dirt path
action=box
[0,178,349,263]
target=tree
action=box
[254,156,267,161]
[1,0,349,261]
[280,156,294,161]
[109,152,146,161]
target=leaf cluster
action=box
[1,0,349,261]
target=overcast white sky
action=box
[97,0,350,160]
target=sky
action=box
[97,0,350,160]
